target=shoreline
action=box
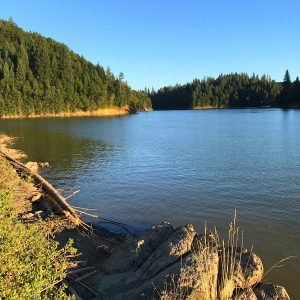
[194,106,223,110]
[152,105,300,111]
[0,106,131,119]
[1,106,298,119]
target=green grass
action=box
[0,168,76,299]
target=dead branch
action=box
[0,150,81,226]
[68,266,96,276]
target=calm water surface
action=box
[0,109,299,298]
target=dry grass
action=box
[0,133,27,160]
[193,106,219,110]
[160,271,192,300]
[216,212,246,299]
[0,133,36,213]
[160,212,253,300]
[0,106,130,119]
[0,156,36,214]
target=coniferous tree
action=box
[0,19,151,116]
[283,69,291,89]
[280,69,292,106]
[151,73,282,110]
[290,76,300,105]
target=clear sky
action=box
[1,0,300,90]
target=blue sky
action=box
[1,0,300,90]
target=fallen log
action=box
[0,150,81,226]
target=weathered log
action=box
[0,150,81,226]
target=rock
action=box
[25,161,50,172]
[234,288,257,300]
[101,222,174,273]
[254,282,290,300]
[89,224,197,298]
[22,212,35,219]
[116,247,219,300]
[85,223,288,300]
[39,162,50,168]
[31,197,53,219]
[179,245,219,300]
[218,248,264,298]
[34,210,44,219]
[238,249,264,287]
[30,193,43,202]
[186,233,219,299]
[134,224,196,281]
[110,231,217,300]
[97,245,110,257]
[191,232,218,252]
[25,161,39,172]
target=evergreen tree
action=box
[0,19,151,116]
[279,69,293,106]
[151,73,283,110]
[283,69,291,89]
[290,76,300,106]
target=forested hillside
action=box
[0,19,151,116]
[151,71,300,110]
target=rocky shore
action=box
[81,222,290,300]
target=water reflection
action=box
[0,118,114,191]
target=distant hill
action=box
[150,72,300,110]
[0,19,151,116]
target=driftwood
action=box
[74,208,98,218]
[72,270,98,283]
[0,150,81,226]
[67,266,96,276]
[65,190,80,200]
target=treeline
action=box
[151,71,300,110]
[0,19,151,116]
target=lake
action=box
[0,109,299,298]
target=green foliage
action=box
[151,73,282,110]
[283,69,291,89]
[0,19,151,116]
[279,69,300,106]
[151,71,300,110]
[0,191,75,299]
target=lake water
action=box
[0,109,299,298]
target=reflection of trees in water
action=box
[0,119,114,183]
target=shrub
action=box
[0,191,75,299]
